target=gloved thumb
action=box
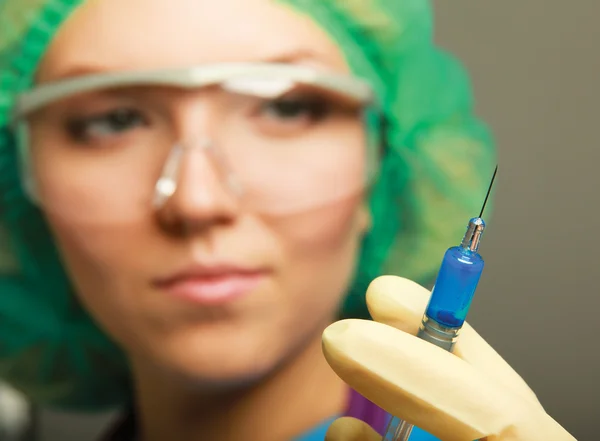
[322,318,576,441]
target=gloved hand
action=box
[322,276,576,441]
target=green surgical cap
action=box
[0,0,496,410]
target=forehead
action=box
[38,0,349,83]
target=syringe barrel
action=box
[422,245,484,331]
[381,217,488,441]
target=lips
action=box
[153,265,268,305]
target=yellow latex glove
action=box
[322,276,577,441]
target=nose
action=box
[154,139,240,235]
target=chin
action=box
[164,350,281,392]
[150,324,286,390]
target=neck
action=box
[129,333,347,441]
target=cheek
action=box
[29,132,161,303]
[42,206,161,339]
[44,207,156,286]
[269,193,368,322]
[230,122,368,216]
[282,198,364,254]
[29,131,158,225]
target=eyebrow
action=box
[41,48,336,83]
[260,48,334,65]
[36,64,106,84]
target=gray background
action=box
[32,1,600,440]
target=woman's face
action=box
[31,0,370,386]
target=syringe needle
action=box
[479,165,498,218]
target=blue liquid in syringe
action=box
[425,246,484,328]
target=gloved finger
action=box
[325,417,380,441]
[322,319,575,441]
[366,276,541,408]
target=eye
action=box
[250,94,341,138]
[65,108,148,143]
[259,96,330,123]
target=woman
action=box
[0,0,496,440]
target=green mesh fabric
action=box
[0,0,496,410]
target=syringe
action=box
[381,165,498,441]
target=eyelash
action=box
[63,95,339,144]
[65,108,148,143]
[258,95,333,121]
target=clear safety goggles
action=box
[12,63,383,221]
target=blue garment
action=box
[293,417,337,441]
[408,426,443,441]
[293,415,441,441]
[379,414,442,441]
